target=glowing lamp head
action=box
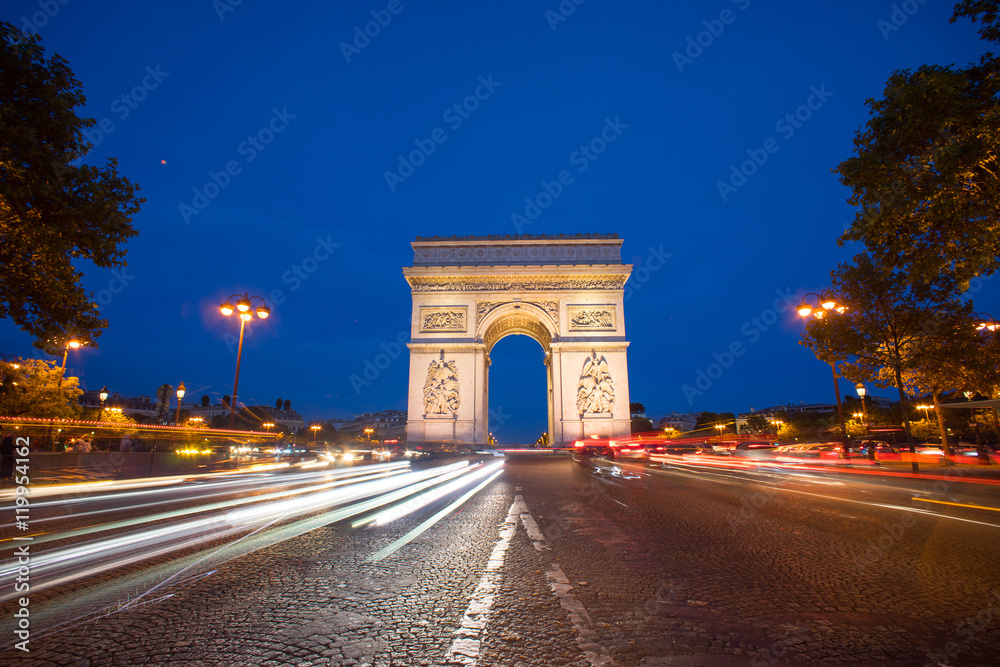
[220,302,235,316]
[855,382,866,397]
[835,305,847,314]
[240,312,252,322]
[236,298,251,313]
[797,304,813,317]
[256,306,270,319]
[176,381,186,399]
[68,339,81,349]
[821,299,836,310]
[99,386,109,402]
[813,310,825,320]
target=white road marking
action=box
[445,495,612,666]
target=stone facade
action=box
[403,235,633,445]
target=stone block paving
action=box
[2,475,528,666]
[502,459,1000,666]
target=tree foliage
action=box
[0,357,82,418]
[835,3,1000,287]
[0,23,143,351]
[800,253,974,456]
[743,413,770,434]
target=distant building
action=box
[738,403,836,420]
[258,406,304,432]
[657,412,698,434]
[79,391,158,420]
[335,410,407,441]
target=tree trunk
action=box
[932,392,954,466]
[892,358,919,473]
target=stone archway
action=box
[403,234,633,445]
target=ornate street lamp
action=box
[175,381,186,426]
[57,339,82,387]
[855,382,869,436]
[219,293,270,427]
[796,293,850,457]
[99,386,109,421]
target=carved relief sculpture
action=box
[476,301,504,325]
[570,309,614,329]
[423,360,461,415]
[576,353,615,415]
[423,311,465,330]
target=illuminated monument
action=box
[403,234,632,445]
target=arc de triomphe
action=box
[403,234,632,445]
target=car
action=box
[730,441,777,458]
[571,442,615,464]
[645,442,697,455]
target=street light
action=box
[99,385,109,421]
[796,292,850,458]
[175,381,186,426]
[263,422,275,433]
[57,339,82,387]
[219,293,270,428]
[364,427,374,441]
[915,404,933,421]
[311,425,321,443]
[770,419,783,435]
[855,382,869,436]
[714,424,726,435]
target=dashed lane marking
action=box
[445,495,612,666]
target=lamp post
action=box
[263,422,274,433]
[219,293,270,428]
[855,383,869,434]
[915,404,932,421]
[797,293,851,460]
[99,386,109,421]
[175,381,186,426]
[714,424,726,436]
[311,425,321,444]
[57,339,82,387]
[364,427,374,442]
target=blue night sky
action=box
[2,0,996,443]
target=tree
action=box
[744,413,770,434]
[0,357,81,418]
[0,23,143,350]
[283,399,291,411]
[694,411,735,434]
[835,3,1000,288]
[801,253,971,471]
[201,395,210,407]
[222,395,231,406]
[629,402,646,414]
[631,416,653,434]
[275,397,282,410]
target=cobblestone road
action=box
[2,455,999,665]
